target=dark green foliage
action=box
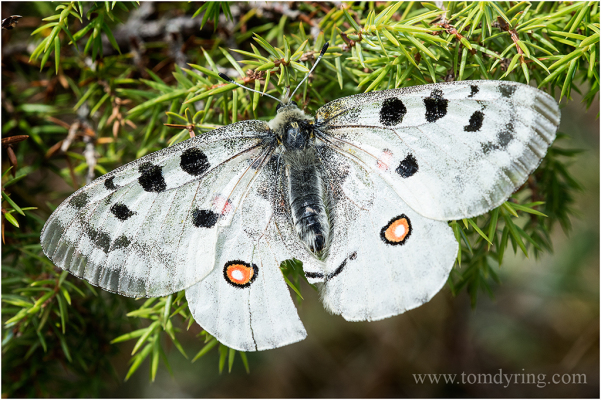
[193,2,233,30]
[1,1,597,396]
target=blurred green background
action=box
[1,1,598,397]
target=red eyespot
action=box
[377,149,393,171]
[213,195,232,216]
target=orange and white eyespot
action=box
[223,261,258,288]
[380,215,412,245]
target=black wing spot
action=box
[327,259,347,280]
[112,234,131,250]
[481,141,497,154]
[469,85,479,98]
[138,162,167,193]
[481,123,515,153]
[305,251,357,281]
[180,148,210,176]
[104,176,117,190]
[395,154,418,178]
[110,203,136,221]
[424,89,448,122]
[70,192,89,209]
[192,208,219,228]
[497,123,514,148]
[379,97,407,126]
[87,227,111,253]
[499,84,517,98]
[464,111,484,132]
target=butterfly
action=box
[41,43,560,351]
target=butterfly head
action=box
[278,118,314,150]
[275,100,298,113]
[269,98,314,150]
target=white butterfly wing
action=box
[41,120,272,297]
[186,158,307,351]
[41,78,560,348]
[312,145,457,321]
[315,81,560,220]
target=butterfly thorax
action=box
[271,103,331,258]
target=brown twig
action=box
[2,135,29,177]
[497,16,525,62]
[1,135,29,146]
[164,123,196,138]
[433,19,476,55]
[64,154,78,189]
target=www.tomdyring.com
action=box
[413,369,587,388]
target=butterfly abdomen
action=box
[284,149,331,257]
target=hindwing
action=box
[186,157,307,351]
[312,145,457,321]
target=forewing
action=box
[315,145,457,321]
[41,120,273,297]
[186,158,307,351]
[315,80,560,220]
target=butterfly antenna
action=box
[218,73,283,104]
[289,42,329,99]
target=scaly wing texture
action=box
[313,145,458,321]
[186,157,307,351]
[315,80,560,220]
[41,120,273,297]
